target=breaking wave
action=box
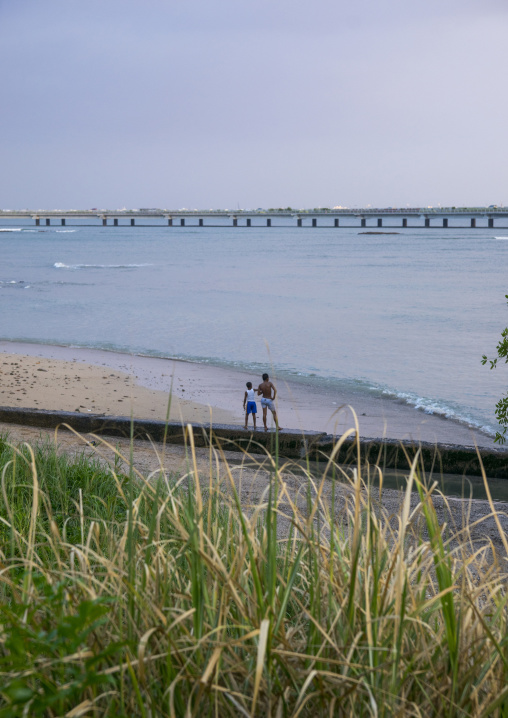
[379,386,496,437]
[53,262,153,269]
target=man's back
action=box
[258,380,275,399]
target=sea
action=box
[1,215,507,438]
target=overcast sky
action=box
[1,0,507,209]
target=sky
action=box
[1,0,507,209]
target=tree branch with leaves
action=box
[482,294,508,444]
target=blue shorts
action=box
[246,401,257,415]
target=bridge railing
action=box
[0,207,507,218]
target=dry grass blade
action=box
[0,427,507,717]
[251,618,270,716]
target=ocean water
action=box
[1,217,508,436]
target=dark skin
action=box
[257,376,281,431]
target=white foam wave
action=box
[0,228,42,233]
[380,387,496,436]
[54,262,153,269]
[56,230,77,233]
[494,236,508,240]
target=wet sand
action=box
[0,341,498,449]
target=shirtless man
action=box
[257,373,281,432]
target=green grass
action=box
[0,429,507,717]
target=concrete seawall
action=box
[1,406,507,479]
[0,406,322,458]
[309,435,508,480]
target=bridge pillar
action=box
[267,218,271,227]
[168,218,173,226]
[35,217,40,226]
[61,218,65,226]
[425,218,430,228]
[297,218,302,227]
[361,218,366,227]
[377,218,382,227]
[102,218,107,226]
[114,218,118,226]
[199,218,203,226]
[312,218,317,227]
[233,218,237,227]
[247,218,251,227]
[181,218,185,226]
[334,218,339,227]
[470,218,476,228]
[402,218,407,227]
[45,218,50,226]
[443,218,448,228]
[489,218,494,228]
[131,218,135,226]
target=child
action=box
[243,381,257,430]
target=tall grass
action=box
[0,427,507,717]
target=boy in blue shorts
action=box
[243,381,257,430]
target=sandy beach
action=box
[1,341,507,548]
[0,341,498,449]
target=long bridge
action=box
[1,207,507,229]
